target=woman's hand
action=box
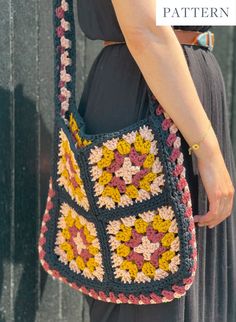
[193,141,235,229]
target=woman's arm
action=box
[111,0,235,228]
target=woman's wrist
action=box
[191,127,221,161]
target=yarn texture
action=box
[38,0,198,305]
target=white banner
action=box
[156,0,236,25]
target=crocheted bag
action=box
[38,0,198,305]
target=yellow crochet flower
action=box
[144,172,157,182]
[75,134,83,147]
[76,186,85,197]
[70,184,84,201]
[134,218,148,234]
[143,154,155,168]
[103,146,114,160]
[87,258,98,273]
[121,260,138,279]
[120,260,130,270]
[102,186,121,203]
[61,168,69,180]
[116,224,132,242]
[69,114,81,146]
[82,139,92,146]
[66,248,74,261]
[102,186,113,197]
[117,139,131,155]
[69,113,78,132]
[62,228,71,240]
[116,244,130,257]
[74,217,83,230]
[152,215,161,229]
[140,140,151,154]
[161,232,175,247]
[76,255,85,270]
[129,263,138,279]
[60,242,72,252]
[88,245,99,255]
[125,184,139,199]
[158,257,169,271]
[97,157,113,169]
[69,113,92,147]
[64,212,75,227]
[85,234,96,244]
[98,171,112,185]
[142,262,156,277]
[84,226,96,243]
[139,178,151,191]
[134,133,144,152]
[110,187,121,203]
[161,250,176,261]
[153,214,162,222]
[155,220,171,233]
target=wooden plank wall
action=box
[0,0,235,321]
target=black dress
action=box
[77,1,236,321]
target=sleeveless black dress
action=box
[77,1,236,321]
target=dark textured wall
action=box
[0,1,235,321]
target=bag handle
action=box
[54,0,78,121]
[53,0,159,125]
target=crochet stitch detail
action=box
[89,125,165,209]
[107,205,180,283]
[54,202,104,281]
[57,129,90,210]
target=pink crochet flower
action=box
[127,251,144,270]
[185,207,192,218]
[162,118,172,131]
[177,177,188,190]
[173,164,184,176]
[150,246,166,267]
[182,191,191,204]
[146,226,164,243]
[129,147,146,166]
[169,148,181,162]
[55,7,65,19]
[56,25,65,38]
[58,94,67,102]
[125,229,142,248]
[155,105,164,115]
[109,177,126,193]
[166,133,177,147]
[132,169,149,187]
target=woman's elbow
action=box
[124,25,169,54]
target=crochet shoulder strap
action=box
[53,0,157,125]
[54,0,78,120]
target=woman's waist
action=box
[103,29,215,52]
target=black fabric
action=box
[77,1,236,321]
[172,26,212,32]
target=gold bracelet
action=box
[188,120,212,155]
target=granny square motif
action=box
[88,125,165,209]
[106,206,180,284]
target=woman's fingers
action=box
[192,153,235,229]
[196,192,221,227]
[208,189,234,228]
[195,184,235,229]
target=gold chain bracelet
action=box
[188,120,212,155]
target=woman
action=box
[77,0,236,321]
